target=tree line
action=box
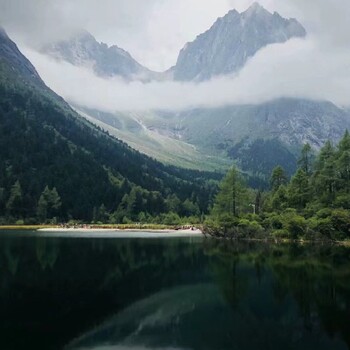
[205,131,350,240]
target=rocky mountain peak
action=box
[41,30,153,80]
[244,2,267,16]
[173,3,306,81]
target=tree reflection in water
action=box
[0,232,349,350]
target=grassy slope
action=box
[74,106,230,171]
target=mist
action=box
[22,36,350,112]
[3,0,350,112]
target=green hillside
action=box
[0,29,221,224]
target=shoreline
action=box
[37,227,203,234]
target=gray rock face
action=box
[41,30,155,80]
[173,2,306,81]
[153,99,350,151]
[0,26,43,84]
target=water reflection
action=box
[0,232,350,349]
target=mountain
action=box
[172,2,306,81]
[0,26,43,85]
[32,4,349,182]
[0,28,219,223]
[73,105,230,171]
[138,99,350,178]
[149,99,349,150]
[41,30,157,80]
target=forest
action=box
[205,131,350,240]
[0,62,220,225]
[1,33,349,232]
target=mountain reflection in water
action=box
[0,231,349,350]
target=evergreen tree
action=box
[298,143,313,175]
[212,167,248,217]
[270,185,288,212]
[270,166,288,192]
[288,169,310,210]
[37,194,48,222]
[49,187,62,211]
[6,181,23,217]
[334,131,350,208]
[255,190,262,215]
[312,142,336,206]
[37,186,62,222]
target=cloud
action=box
[3,0,350,111]
[22,37,350,112]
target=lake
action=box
[1,231,350,350]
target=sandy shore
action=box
[36,228,203,238]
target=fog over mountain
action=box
[0,0,345,111]
[41,30,159,81]
[1,0,350,177]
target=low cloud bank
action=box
[22,37,350,112]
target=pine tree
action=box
[271,185,288,212]
[6,180,23,217]
[212,167,248,217]
[288,169,310,209]
[37,186,62,222]
[334,131,350,208]
[313,142,336,206]
[298,143,313,175]
[37,194,48,222]
[49,187,62,211]
[270,166,288,192]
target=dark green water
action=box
[1,231,350,350]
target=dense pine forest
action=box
[205,131,350,240]
[0,80,223,225]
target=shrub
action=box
[308,216,334,239]
[271,229,290,239]
[280,211,307,239]
[238,219,264,236]
[330,209,350,240]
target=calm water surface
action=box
[1,230,350,350]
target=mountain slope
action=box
[0,27,43,83]
[151,99,350,150]
[73,105,230,171]
[172,2,306,81]
[138,99,350,178]
[28,4,349,182]
[0,28,219,223]
[41,30,157,80]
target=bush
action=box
[308,216,334,239]
[316,208,333,219]
[204,214,240,238]
[238,219,264,236]
[330,209,350,240]
[279,210,307,239]
[160,212,182,225]
[271,229,290,239]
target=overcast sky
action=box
[1,0,350,111]
[0,0,340,71]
